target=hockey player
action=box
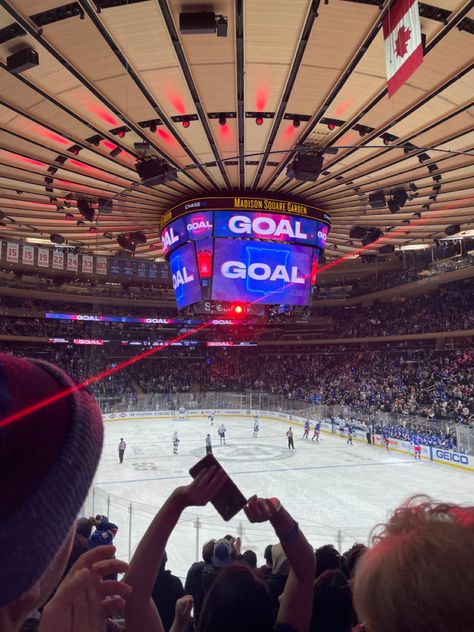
[413,435,422,460]
[286,427,295,450]
[208,412,215,426]
[177,406,186,421]
[205,434,212,455]
[338,418,345,437]
[218,423,227,445]
[253,415,259,438]
[346,425,353,446]
[312,422,320,442]
[172,431,180,454]
[383,434,390,451]
[303,419,310,439]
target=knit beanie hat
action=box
[0,354,103,607]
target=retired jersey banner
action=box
[38,247,50,268]
[6,242,19,263]
[82,254,94,274]
[96,256,107,275]
[383,0,423,97]
[22,244,35,265]
[52,250,64,270]
[67,252,78,272]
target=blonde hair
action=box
[353,495,474,632]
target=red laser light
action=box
[182,120,190,129]
[327,121,336,130]
[256,117,264,126]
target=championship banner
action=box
[96,256,107,275]
[38,247,50,268]
[82,254,94,274]
[52,250,64,270]
[66,252,78,272]
[6,242,19,263]
[383,0,423,97]
[22,244,35,266]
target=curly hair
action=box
[353,495,474,632]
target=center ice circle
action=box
[189,442,294,463]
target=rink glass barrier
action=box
[84,396,473,580]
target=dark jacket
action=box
[185,561,205,622]
[152,568,184,632]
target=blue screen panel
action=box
[161,217,188,255]
[214,210,318,247]
[212,238,312,305]
[316,222,329,249]
[169,242,202,309]
[185,210,214,240]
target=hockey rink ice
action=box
[90,414,472,580]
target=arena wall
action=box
[102,409,473,473]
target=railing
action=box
[96,391,450,434]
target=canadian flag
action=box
[383,0,423,97]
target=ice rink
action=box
[88,414,472,580]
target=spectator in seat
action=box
[0,353,128,631]
[184,539,214,626]
[151,551,184,631]
[258,543,274,580]
[310,570,352,632]
[314,544,341,578]
[201,538,233,595]
[265,543,290,606]
[242,549,258,571]
[353,495,474,632]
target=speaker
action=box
[136,158,177,186]
[117,235,136,251]
[286,154,323,183]
[6,48,39,73]
[362,229,383,246]
[130,231,146,244]
[368,191,386,209]
[98,198,113,214]
[445,224,460,236]
[349,226,367,239]
[379,244,395,254]
[50,233,65,245]
[392,188,408,207]
[179,12,216,34]
[388,199,399,214]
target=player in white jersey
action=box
[177,406,186,421]
[218,424,227,445]
[172,431,180,454]
[338,418,345,437]
[208,412,215,426]
[253,415,259,438]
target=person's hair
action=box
[342,543,367,579]
[264,544,273,565]
[353,496,474,632]
[310,570,352,632]
[198,563,276,632]
[242,549,257,569]
[202,539,215,564]
[315,544,341,578]
[75,517,92,539]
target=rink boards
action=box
[102,409,473,473]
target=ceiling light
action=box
[293,117,301,128]
[150,123,157,133]
[68,145,81,155]
[218,114,227,126]
[256,117,264,126]
[182,120,190,128]
[110,146,122,157]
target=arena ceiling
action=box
[0,0,473,261]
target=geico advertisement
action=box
[212,238,312,305]
[214,210,323,247]
[169,242,202,309]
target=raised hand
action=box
[170,595,194,632]
[176,466,227,508]
[39,546,131,632]
[244,496,280,523]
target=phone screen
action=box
[189,454,247,521]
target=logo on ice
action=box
[228,215,308,240]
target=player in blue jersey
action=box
[346,425,353,446]
[312,422,320,442]
[413,435,422,460]
[303,419,310,439]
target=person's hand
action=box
[244,496,280,523]
[175,466,227,508]
[231,536,241,555]
[39,546,131,632]
[170,595,193,632]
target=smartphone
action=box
[189,453,247,521]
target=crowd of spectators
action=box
[1,353,472,632]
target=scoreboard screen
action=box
[160,196,330,313]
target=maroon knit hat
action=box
[0,354,103,606]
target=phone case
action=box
[189,453,247,521]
